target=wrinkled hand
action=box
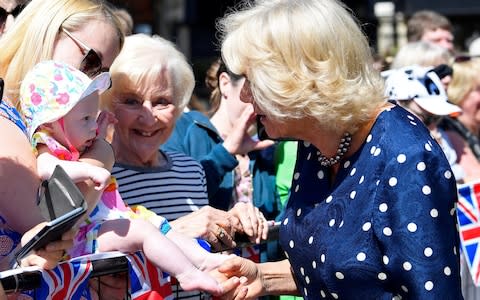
[212,256,263,300]
[222,105,274,155]
[171,206,241,251]
[20,223,76,270]
[96,111,117,140]
[229,202,268,244]
[87,165,111,191]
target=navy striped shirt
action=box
[113,150,208,222]
[113,150,209,299]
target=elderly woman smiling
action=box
[100,33,267,298]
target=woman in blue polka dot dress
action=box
[214,0,463,299]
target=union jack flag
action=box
[234,245,260,263]
[128,251,173,300]
[21,259,92,299]
[18,251,173,299]
[457,181,480,286]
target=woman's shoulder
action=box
[0,100,27,135]
[372,105,435,153]
[164,111,217,148]
[0,113,34,157]
[163,150,203,169]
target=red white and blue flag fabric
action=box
[234,245,260,263]
[457,181,480,286]
[128,251,173,300]
[19,251,172,299]
[22,259,92,299]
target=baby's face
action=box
[59,93,99,153]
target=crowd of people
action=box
[1,0,479,299]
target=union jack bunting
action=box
[457,181,480,286]
[22,259,92,299]
[18,251,173,299]
[234,245,260,263]
[128,251,173,300]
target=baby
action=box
[20,60,229,295]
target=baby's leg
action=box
[97,218,222,294]
[166,229,235,271]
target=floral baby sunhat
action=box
[20,60,111,141]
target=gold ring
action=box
[217,227,226,239]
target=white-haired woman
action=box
[215,0,462,299]
[100,34,268,299]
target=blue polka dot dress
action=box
[279,106,463,299]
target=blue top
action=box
[279,106,462,299]
[0,100,26,264]
[0,100,27,134]
[162,111,280,219]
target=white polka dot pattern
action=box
[278,106,461,298]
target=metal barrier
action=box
[0,223,280,298]
[1,252,129,296]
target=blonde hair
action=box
[391,41,451,69]
[100,34,194,115]
[218,0,385,133]
[448,59,480,106]
[0,0,124,110]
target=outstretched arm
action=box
[37,145,111,191]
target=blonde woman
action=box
[0,0,123,270]
[215,0,462,298]
[442,58,480,182]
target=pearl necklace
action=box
[318,132,352,167]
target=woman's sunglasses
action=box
[453,55,480,63]
[61,28,103,77]
[0,4,24,28]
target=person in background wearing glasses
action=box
[213,0,462,298]
[0,0,125,296]
[407,10,455,53]
[0,0,25,36]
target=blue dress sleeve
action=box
[373,145,462,298]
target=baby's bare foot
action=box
[176,266,223,295]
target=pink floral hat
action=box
[20,60,111,140]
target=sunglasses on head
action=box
[453,55,480,63]
[0,4,24,27]
[61,27,103,77]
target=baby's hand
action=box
[88,165,111,191]
[96,111,117,140]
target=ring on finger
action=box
[217,227,226,239]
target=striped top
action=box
[113,150,209,299]
[112,150,209,222]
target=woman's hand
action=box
[19,223,76,270]
[213,255,264,300]
[222,105,274,156]
[229,202,269,244]
[170,206,241,251]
